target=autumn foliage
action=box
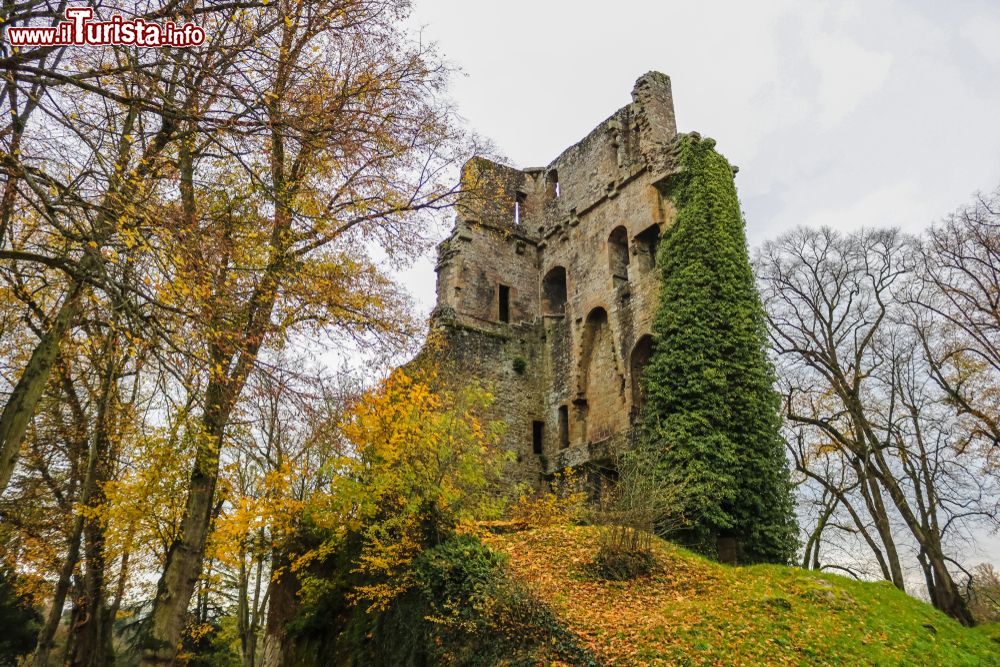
[293,370,507,612]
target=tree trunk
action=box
[868,443,976,625]
[0,285,83,492]
[859,465,906,591]
[802,493,837,570]
[32,363,107,667]
[68,443,115,665]
[140,381,234,665]
[246,551,265,667]
[68,526,114,667]
[260,549,299,667]
[926,549,974,626]
[66,342,123,666]
[32,515,84,667]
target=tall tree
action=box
[910,189,1000,462]
[640,134,797,564]
[757,226,996,626]
[139,0,463,661]
[0,0,281,493]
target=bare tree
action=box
[910,189,1000,468]
[757,226,998,625]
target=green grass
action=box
[485,526,1000,666]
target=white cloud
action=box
[808,34,893,129]
[962,14,1000,66]
[801,181,924,231]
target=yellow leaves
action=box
[273,249,414,342]
[96,420,204,568]
[208,460,307,567]
[510,469,588,529]
[814,441,841,456]
[297,369,507,610]
[484,526,727,666]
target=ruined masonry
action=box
[425,71,709,486]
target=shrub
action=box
[0,567,40,665]
[306,370,509,612]
[589,446,690,580]
[415,534,552,640]
[591,542,657,580]
[509,469,588,528]
[511,356,527,374]
[412,534,598,666]
[179,621,240,667]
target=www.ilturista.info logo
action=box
[5,6,205,47]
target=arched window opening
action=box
[635,224,661,271]
[629,335,654,421]
[541,266,568,315]
[608,226,630,282]
[579,307,623,443]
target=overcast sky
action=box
[399,0,1000,317]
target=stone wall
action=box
[423,71,689,485]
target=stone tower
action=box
[424,71,691,486]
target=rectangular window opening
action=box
[514,191,527,225]
[498,284,510,323]
[558,406,569,449]
[532,420,544,455]
[546,170,560,199]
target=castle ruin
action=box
[425,72,709,486]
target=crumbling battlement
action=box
[425,72,693,485]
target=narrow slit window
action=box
[498,284,510,323]
[532,421,544,455]
[515,191,526,225]
[546,170,560,199]
[558,406,569,449]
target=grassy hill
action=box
[482,525,1000,666]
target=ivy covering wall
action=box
[640,134,798,564]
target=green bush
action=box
[588,447,688,581]
[414,534,596,666]
[180,620,240,667]
[590,542,657,581]
[511,357,527,374]
[283,532,599,666]
[0,567,40,666]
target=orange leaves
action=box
[485,526,729,666]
